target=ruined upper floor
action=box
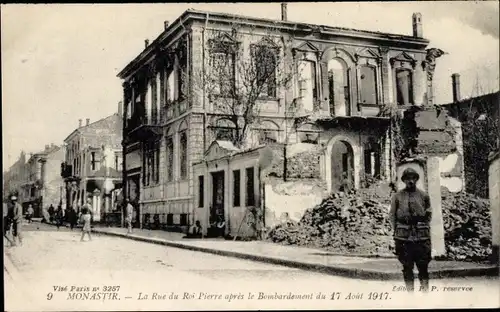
[119,8,441,133]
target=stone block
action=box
[426,157,446,257]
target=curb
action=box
[93,229,499,281]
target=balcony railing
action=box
[60,162,73,179]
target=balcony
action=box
[60,162,74,179]
[126,114,162,142]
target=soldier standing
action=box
[389,168,432,292]
[7,193,24,246]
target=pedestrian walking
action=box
[7,193,24,246]
[389,168,432,293]
[68,207,77,230]
[26,204,34,223]
[3,201,15,247]
[79,207,92,242]
[48,204,55,223]
[125,199,134,234]
[55,206,64,230]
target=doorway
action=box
[331,140,355,192]
[210,171,225,237]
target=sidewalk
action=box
[92,226,499,280]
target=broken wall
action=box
[399,107,465,193]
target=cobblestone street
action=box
[4,222,499,311]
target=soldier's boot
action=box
[403,267,415,292]
[417,260,430,292]
[419,279,429,292]
[404,279,414,292]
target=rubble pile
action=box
[267,187,394,255]
[267,181,493,262]
[442,191,492,262]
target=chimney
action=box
[164,21,170,30]
[145,39,149,48]
[45,144,49,150]
[412,12,423,38]
[281,3,288,21]
[86,118,90,126]
[118,101,123,117]
[78,119,82,128]
[452,73,461,102]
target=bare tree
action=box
[189,22,299,149]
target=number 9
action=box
[47,293,53,300]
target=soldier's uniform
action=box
[389,168,432,292]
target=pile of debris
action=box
[267,185,394,255]
[267,144,322,179]
[442,191,492,262]
[267,181,493,262]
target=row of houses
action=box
[4,5,497,237]
[3,110,123,221]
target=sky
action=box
[2,2,499,169]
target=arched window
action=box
[396,69,413,106]
[213,118,237,142]
[257,120,279,144]
[328,59,350,116]
[297,123,321,144]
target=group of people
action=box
[3,194,94,244]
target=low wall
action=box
[263,178,328,229]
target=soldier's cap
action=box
[401,168,420,181]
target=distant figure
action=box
[26,204,34,223]
[125,199,134,234]
[7,194,23,246]
[79,207,92,242]
[81,197,93,219]
[55,206,64,230]
[4,201,14,246]
[68,207,78,230]
[48,204,55,223]
[186,220,203,238]
[389,168,432,293]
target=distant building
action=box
[3,151,27,201]
[61,112,123,221]
[20,144,64,217]
[442,75,500,198]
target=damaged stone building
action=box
[442,83,500,198]
[118,5,453,232]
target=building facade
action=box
[61,114,123,221]
[118,8,437,231]
[20,144,64,217]
[3,151,27,201]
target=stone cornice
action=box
[118,9,429,80]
